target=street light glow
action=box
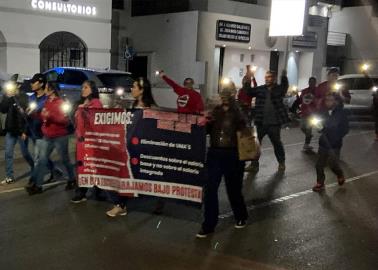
[333,83,342,92]
[373,86,378,92]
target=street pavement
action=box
[0,123,377,270]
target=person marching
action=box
[244,70,289,172]
[27,73,59,186]
[315,67,351,111]
[106,78,157,217]
[311,93,349,192]
[196,82,248,238]
[298,77,318,151]
[27,81,76,195]
[0,75,34,184]
[71,80,103,203]
[237,65,258,126]
[158,71,204,114]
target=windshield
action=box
[97,73,134,90]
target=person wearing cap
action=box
[158,71,204,114]
[26,73,60,187]
[243,70,289,172]
[0,75,34,184]
[315,67,351,111]
[196,82,248,238]
[26,81,75,195]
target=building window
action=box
[39,32,87,72]
[112,0,124,10]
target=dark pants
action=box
[374,111,378,135]
[256,125,285,163]
[300,117,313,145]
[316,147,344,184]
[108,191,128,208]
[202,148,248,231]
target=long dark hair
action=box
[46,81,60,97]
[133,77,156,108]
[77,80,99,106]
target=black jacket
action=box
[0,93,29,136]
[319,106,349,150]
[244,76,289,125]
[207,102,246,148]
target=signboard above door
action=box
[216,20,251,43]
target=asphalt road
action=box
[0,123,377,270]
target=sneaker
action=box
[195,228,214,238]
[71,195,87,204]
[26,185,43,196]
[65,181,76,191]
[337,176,346,186]
[235,220,247,229]
[106,205,127,217]
[312,182,325,192]
[278,163,286,171]
[1,177,15,185]
[302,144,313,151]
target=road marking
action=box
[0,181,66,195]
[261,130,373,151]
[219,170,378,219]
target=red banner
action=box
[76,108,205,203]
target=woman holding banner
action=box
[106,77,156,217]
[71,80,103,203]
[196,82,248,238]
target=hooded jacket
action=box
[0,92,29,136]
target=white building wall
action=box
[329,6,378,74]
[222,47,270,88]
[298,52,314,89]
[0,0,112,76]
[197,11,287,98]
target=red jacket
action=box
[315,81,351,110]
[41,96,70,138]
[299,87,317,117]
[238,77,257,107]
[162,75,204,114]
[75,98,103,138]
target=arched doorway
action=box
[39,31,87,72]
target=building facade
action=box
[0,0,112,77]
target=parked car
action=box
[337,74,378,116]
[43,67,135,108]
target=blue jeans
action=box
[34,136,75,187]
[5,133,34,179]
[30,139,54,182]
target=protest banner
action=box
[76,108,206,203]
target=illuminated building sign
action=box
[31,0,97,16]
